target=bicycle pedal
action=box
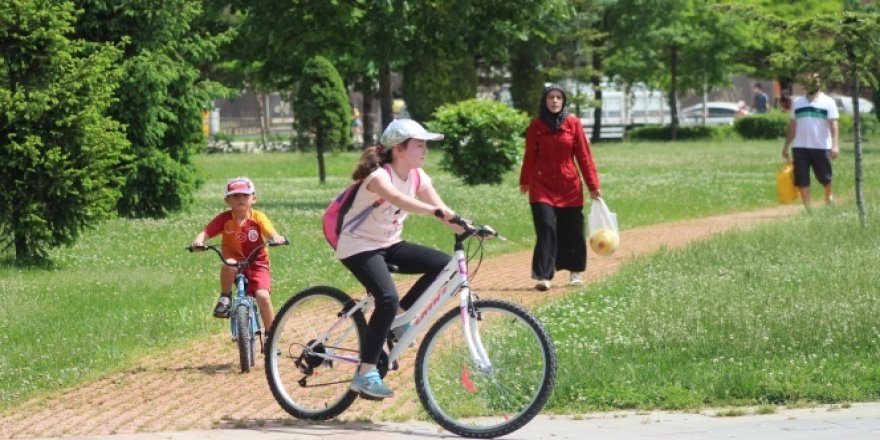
[358,393,385,401]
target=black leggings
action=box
[530,202,587,280]
[340,241,451,364]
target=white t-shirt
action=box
[790,93,839,150]
[335,166,430,260]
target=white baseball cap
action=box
[380,119,444,147]
[225,177,255,196]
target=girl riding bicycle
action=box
[336,119,463,399]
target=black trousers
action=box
[530,202,587,281]
[341,241,450,364]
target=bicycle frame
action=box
[306,233,493,372]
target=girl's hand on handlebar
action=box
[432,207,456,221]
[434,208,467,234]
[189,242,206,252]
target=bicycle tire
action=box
[235,304,255,373]
[265,286,367,420]
[414,299,557,438]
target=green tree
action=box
[223,0,567,135]
[294,56,351,184]
[541,0,603,140]
[722,0,846,107]
[402,50,477,122]
[606,0,751,139]
[403,0,567,124]
[73,0,229,218]
[0,0,131,263]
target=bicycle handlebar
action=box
[186,238,290,267]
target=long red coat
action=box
[519,115,600,207]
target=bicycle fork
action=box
[230,275,261,346]
[458,284,493,374]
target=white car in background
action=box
[830,94,875,115]
[678,102,742,126]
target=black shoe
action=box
[213,295,231,318]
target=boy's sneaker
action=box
[350,367,394,399]
[213,294,231,318]
[570,272,583,286]
[826,196,835,206]
[535,279,551,292]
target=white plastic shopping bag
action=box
[587,198,619,256]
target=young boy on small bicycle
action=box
[336,119,464,399]
[191,177,285,332]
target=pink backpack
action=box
[322,165,421,250]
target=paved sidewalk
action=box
[50,403,880,439]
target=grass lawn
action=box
[1,138,877,413]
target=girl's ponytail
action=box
[351,144,392,181]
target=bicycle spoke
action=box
[415,300,556,438]
[265,286,366,420]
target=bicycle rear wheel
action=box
[234,304,255,373]
[265,286,367,420]
[415,299,556,438]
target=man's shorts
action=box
[243,265,271,296]
[792,147,833,187]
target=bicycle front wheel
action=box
[234,304,255,373]
[265,286,367,420]
[415,299,557,438]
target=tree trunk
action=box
[357,77,374,147]
[13,219,30,262]
[379,63,393,131]
[591,48,603,143]
[668,45,679,141]
[316,124,327,184]
[849,48,866,228]
[256,92,268,151]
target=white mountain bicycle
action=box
[264,215,557,438]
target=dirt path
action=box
[0,204,803,439]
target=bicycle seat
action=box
[387,264,400,273]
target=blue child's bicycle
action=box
[188,240,288,373]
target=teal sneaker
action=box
[351,367,394,399]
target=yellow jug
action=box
[776,163,798,204]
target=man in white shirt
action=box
[781,73,840,208]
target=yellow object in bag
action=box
[776,163,798,204]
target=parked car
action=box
[679,102,742,126]
[830,94,875,115]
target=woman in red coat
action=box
[519,84,602,291]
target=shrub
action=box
[734,111,789,139]
[428,99,529,185]
[627,125,727,141]
[839,113,879,141]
